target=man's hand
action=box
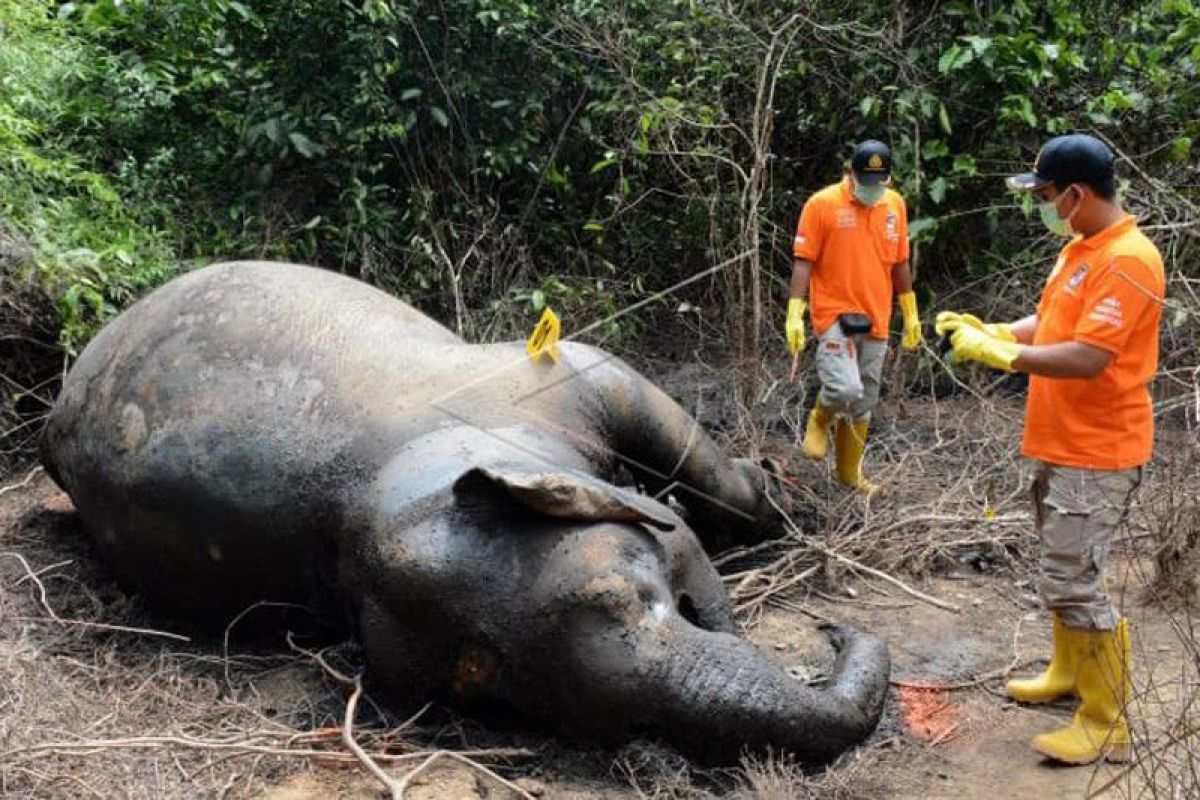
[899,291,923,351]
[786,297,807,356]
[935,311,1016,343]
[941,323,1023,371]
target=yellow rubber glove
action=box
[786,297,807,356]
[898,291,923,351]
[946,323,1023,371]
[934,311,1016,343]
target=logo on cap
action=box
[868,154,884,170]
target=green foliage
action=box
[2,0,1198,352]
[0,0,175,351]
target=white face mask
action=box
[852,175,886,206]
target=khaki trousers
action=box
[1032,462,1142,630]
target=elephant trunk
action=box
[571,619,889,763]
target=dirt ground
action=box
[0,392,1196,799]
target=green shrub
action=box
[0,0,176,352]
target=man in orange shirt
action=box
[786,140,923,494]
[937,133,1165,765]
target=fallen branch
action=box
[288,633,404,796]
[889,658,1042,692]
[12,616,192,643]
[342,674,403,799]
[0,736,531,765]
[287,632,526,798]
[765,494,961,613]
[396,749,536,800]
[1085,722,1200,798]
[0,465,42,497]
[1,552,192,641]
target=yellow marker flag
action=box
[525,307,561,363]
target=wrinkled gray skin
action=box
[41,261,889,763]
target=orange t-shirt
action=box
[792,176,910,339]
[1022,215,1165,470]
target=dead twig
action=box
[0,465,42,496]
[764,494,961,613]
[0,736,530,765]
[0,552,191,641]
[342,674,403,799]
[395,749,536,800]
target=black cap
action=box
[850,140,892,185]
[1007,134,1115,191]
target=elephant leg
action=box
[578,348,781,546]
[604,379,782,546]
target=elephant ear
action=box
[453,466,677,531]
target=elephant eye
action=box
[676,593,701,626]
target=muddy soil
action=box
[0,393,1195,799]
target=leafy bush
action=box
[2,0,1198,353]
[0,0,175,352]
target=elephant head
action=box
[434,464,890,763]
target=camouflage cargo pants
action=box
[1032,461,1142,631]
[814,324,888,420]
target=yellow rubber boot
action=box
[1032,618,1133,764]
[1006,614,1077,703]
[801,402,834,460]
[834,418,879,496]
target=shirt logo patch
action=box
[885,212,898,241]
[1088,296,1124,328]
[836,209,857,228]
[1065,264,1089,294]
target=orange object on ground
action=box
[1022,215,1165,470]
[792,176,910,340]
[897,683,959,743]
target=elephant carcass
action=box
[40,261,889,762]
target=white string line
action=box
[410,250,764,523]
[503,399,755,520]
[0,466,43,497]
[666,418,701,482]
[428,401,758,523]
[421,252,752,412]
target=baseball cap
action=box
[1006,134,1115,191]
[850,140,892,185]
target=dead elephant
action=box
[40,261,889,762]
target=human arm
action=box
[1007,315,1037,344]
[891,260,922,350]
[890,260,913,294]
[1014,254,1162,378]
[1013,341,1111,378]
[936,321,1110,377]
[787,196,823,356]
[789,258,812,300]
[785,259,811,355]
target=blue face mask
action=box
[853,179,886,207]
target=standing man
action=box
[786,140,923,495]
[937,133,1165,765]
